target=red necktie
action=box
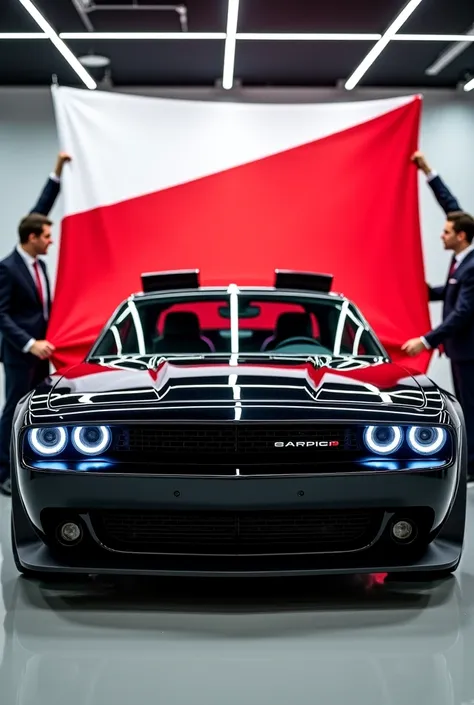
[438,257,457,357]
[33,260,45,309]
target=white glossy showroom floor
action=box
[1,490,474,705]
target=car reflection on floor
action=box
[1,486,473,705]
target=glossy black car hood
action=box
[27,355,447,424]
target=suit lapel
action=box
[443,250,474,308]
[13,250,41,305]
[453,249,474,278]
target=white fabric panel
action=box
[52,87,418,217]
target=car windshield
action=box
[89,291,385,359]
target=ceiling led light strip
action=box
[464,77,474,92]
[60,32,226,39]
[222,0,240,90]
[237,33,382,41]
[394,33,474,42]
[16,0,96,89]
[425,23,474,76]
[345,0,425,90]
[0,32,48,39]
[3,31,474,43]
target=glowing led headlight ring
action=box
[29,427,67,456]
[364,426,403,455]
[407,427,447,455]
[72,426,111,455]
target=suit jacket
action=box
[424,174,474,360]
[0,252,52,363]
[428,175,462,214]
[0,176,59,364]
[426,250,474,361]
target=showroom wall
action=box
[0,86,473,393]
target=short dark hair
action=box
[447,211,474,244]
[18,213,52,244]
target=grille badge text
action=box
[274,441,340,448]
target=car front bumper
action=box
[12,461,464,577]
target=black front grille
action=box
[92,508,380,555]
[115,425,360,457]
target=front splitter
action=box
[15,536,461,578]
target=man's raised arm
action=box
[412,151,461,214]
[30,152,72,216]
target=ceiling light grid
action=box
[7,0,474,92]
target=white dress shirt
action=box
[451,242,474,268]
[16,245,49,354]
[15,172,59,354]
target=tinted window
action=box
[91,292,383,358]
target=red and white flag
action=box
[50,87,429,371]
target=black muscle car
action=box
[11,270,467,581]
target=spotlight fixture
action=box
[78,53,110,68]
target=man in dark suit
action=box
[0,153,71,495]
[402,157,474,480]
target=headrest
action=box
[163,311,201,337]
[275,312,312,341]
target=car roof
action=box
[130,286,346,304]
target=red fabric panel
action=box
[49,99,429,373]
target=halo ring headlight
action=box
[407,427,447,455]
[72,426,111,456]
[29,427,67,456]
[364,426,403,455]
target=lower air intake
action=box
[92,508,380,556]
